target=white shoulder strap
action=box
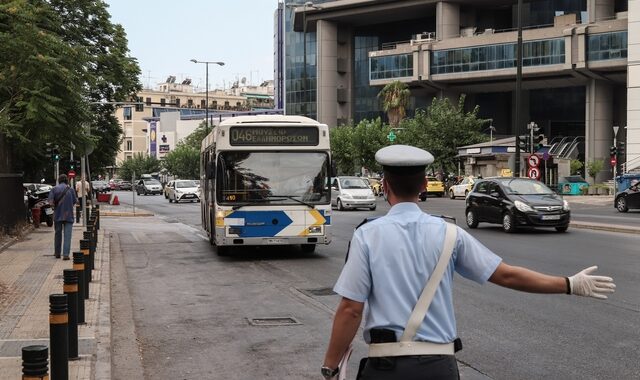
[400,222,457,342]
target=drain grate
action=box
[300,287,336,297]
[247,317,301,326]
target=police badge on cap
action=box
[375,145,434,175]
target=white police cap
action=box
[375,145,434,174]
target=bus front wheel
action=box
[301,244,316,253]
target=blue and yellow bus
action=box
[200,115,332,255]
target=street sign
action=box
[527,167,541,179]
[527,154,541,168]
[542,152,550,161]
[68,170,76,179]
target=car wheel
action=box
[502,212,516,233]
[466,209,479,228]
[449,190,455,199]
[301,244,316,253]
[555,225,569,233]
[464,190,469,197]
[419,194,427,202]
[616,197,628,213]
[337,199,344,211]
[169,197,173,203]
[369,205,376,211]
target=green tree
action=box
[377,81,411,129]
[570,159,584,176]
[403,95,488,173]
[118,153,161,182]
[350,118,391,172]
[163,145,200,179]
[586,159,604,184]
[329,124,356,174]
[180,122,208,150]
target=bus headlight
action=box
[308,225,322,234]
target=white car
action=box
[166,180,200,203]
[449,176,476,199]
[330,176,377,211]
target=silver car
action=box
[331,176,377,211]
[166,180,200,203]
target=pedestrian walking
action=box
[321,145,615,380]
[75,176,91,223]
[48,174,78,260]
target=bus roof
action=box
[218,115,323,126]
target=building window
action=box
[212,100,217,109]
[125,154,132,161]
[123,107,132,121]
[160,98,166,106]
[188,99,193,107]
[587,31,627,61]
[201,99,206,108]
[175,98,180,107]
[430,38,564,75]
[236,102,241,107]
[369,53,414,80]
[135,97,144,112]
[146,97,151,106]
[125,139,132,151]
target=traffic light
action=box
[531,125,544,152]
[619,141,625,156]
[610,145,617,157]
[518,135,530,153]
[69,161,75,170]
[52,148,60,161]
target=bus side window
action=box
[206,157,216,179]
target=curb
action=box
[95,230,112,380]
[101,212,154,217]
[570,222,640,234]
[0,225,34,253]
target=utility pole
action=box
[514,0,523,177]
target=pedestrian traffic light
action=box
[610,145,617,157]
[52,148,60,161]
[69,161,75,170]
[518,135,529,153]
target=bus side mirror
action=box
[207,163,216,179]
[331,161,337,177]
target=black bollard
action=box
[84,228,96,275]
[80,238,92,282]
[49,294,68,380]
[63,270,79,360]
[72,252,86,323]
[22,345,49,380]
[75,204,81,224]
[94,204,100,230]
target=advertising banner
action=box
[150,121,157,157]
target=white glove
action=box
[568,266,615,300]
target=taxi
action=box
[449,176,475,199]
[419,176,445,201]
[367,177,383,196]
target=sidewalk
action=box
[0,223,110,379]
[97,203,153,217]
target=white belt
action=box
[368,341,454,357]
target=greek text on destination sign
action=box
[229,126,319,146]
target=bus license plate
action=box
[265,238,286,244]
[541,215,560,220]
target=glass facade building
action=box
[587,31,628,61]
[370,54,414,80]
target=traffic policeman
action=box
[321,145,615,380]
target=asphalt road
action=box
[108,191,639,379]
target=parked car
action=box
[166,179,200,203]
[331,176,376,211]
[91,180,110,194]
[614,182,640,212]
[465,178,570,233]
[135,179,163,195]
[118,181,132,191]
[449,176,476,199]
[164,180,174,199]
[419,176,445,201]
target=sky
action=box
[104,0,280,91]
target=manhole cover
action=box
[248,317,301,326]
[301,287,336,296]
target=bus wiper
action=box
[268,195,315,208]
[231,199,270,210]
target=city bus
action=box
[200,115,333,255]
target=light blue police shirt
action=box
[334,202,502,344]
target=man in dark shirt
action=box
[48,174,78,259]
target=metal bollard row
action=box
[49,294,68,380]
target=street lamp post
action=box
[190,59,225,134]
[514,0,523,177]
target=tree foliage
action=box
[0,0,141,179]
[586,159,604,183]
[162,145,199,180]
[377,81,410,128]
[118,153,161,182]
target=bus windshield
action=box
[217,151,330,205]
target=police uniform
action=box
[333,145,503,380]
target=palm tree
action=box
[377,81,411,129]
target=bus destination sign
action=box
[229,126,319,146]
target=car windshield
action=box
[217,151,330,205]
[176,181,197,188]
[500,179,554,195]
[339,178,369,189]
[144,180,160,185]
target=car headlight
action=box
[341,193,353,199]
[563,199,570,211]
[514,200,534,213]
